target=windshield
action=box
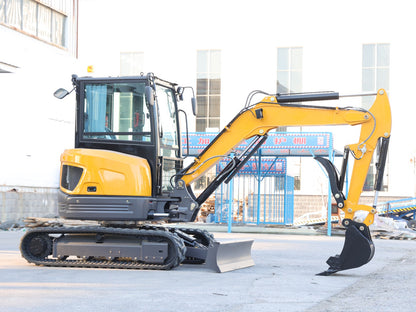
[83,82,152,143]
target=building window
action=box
[0,0,68,48]
[196,49,221,132]
[120,52,144,76]
[277,47,303,190]
[277,47,303,94]
[362,43,390,191]
[0,1,4,23]
[362,43,390,108]
[276,47,303,131]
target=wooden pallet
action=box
[24,217,99,228]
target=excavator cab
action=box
[57,74,188,221]
[74,74,181,195]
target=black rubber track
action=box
[20,226,186,270]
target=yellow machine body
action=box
[60,148,152,197]
[20,72,391,275]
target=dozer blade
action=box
[318,219,375,276]
[205,240,254,273]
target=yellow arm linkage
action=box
[181,89,391,226]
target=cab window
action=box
[83,82,152,143]
[156,85,179,153]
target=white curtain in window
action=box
[22,0,37,35]
[0,0,5,23]
[6,0,21,28]
[37,4,51,41]
[52,11,65,46]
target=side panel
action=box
[58,191,155,221]
[60,149,152,197]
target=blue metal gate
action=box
[214,157,294,225]
[182,131,334,228]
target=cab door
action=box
[155,84,183,193]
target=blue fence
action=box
[183,132,335,229]
[214,158,294,225]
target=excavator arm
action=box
[169,89,391,275]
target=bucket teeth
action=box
[318,219,374,276]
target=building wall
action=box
[0,0,80,221]
[0,186,58,222]
[293,195,408,220]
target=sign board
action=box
[182,132,333,157]
[218,157,287,175]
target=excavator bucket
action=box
[205,239,255,273]
[318,220,375,276]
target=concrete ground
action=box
[1,227,415,312]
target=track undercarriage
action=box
[21,226,203,270]
[20,225,254,272]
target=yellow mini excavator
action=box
[20,73,391,275]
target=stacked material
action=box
[196,196,216,222]
[313,215,416,240]
[23,217,98,228]
[370,215,416,240]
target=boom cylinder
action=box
[276,92,339,103]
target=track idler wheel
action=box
[318,219,375,276]
[21,232,53,260]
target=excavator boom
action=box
[180,90,390,190]
[171,89,391,274]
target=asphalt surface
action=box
[1,227,416,312]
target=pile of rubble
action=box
[23,217,99,228]
[312,215,416,240]
[0,219,26,230]
[369,216,416,240]
[195,196,216,222]
[0,217,99,230]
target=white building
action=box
[1,0,415,221]
[0,0,80,221]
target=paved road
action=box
[1,229,415,312]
